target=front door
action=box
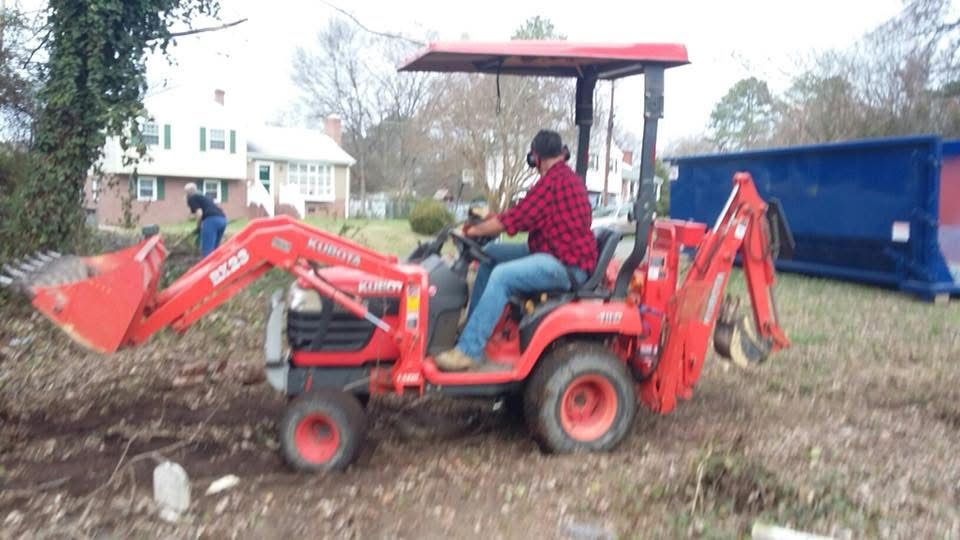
[256,161,273,193]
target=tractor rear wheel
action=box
[524,343,636,453]
[279,390,366,472]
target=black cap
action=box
[530,129,563,159]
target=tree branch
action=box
[23,27,51,67]
[319,1,424,46]
[166,18,247,39]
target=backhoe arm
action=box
[639,172,790,413]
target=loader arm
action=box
[6,216,430,391]
[638,172,790,413]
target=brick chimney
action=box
[324,115,342,146]
[622,150,633,165]
[214,89,225,105]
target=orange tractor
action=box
[1,42,793,471]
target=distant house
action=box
[86,85,356,226]
[578,139,625,208]
[87,86,248,226]
[246,117,355,220]
[620,150,664,209]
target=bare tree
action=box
[364,38,435,197]
[293,18,441,202]
[767,0,960,145]
[662,134,718,158]
[0,4,40,142]
[293,18,381,205]
[432,73,573,211]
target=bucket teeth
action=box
[1,251,92,290]
[3,264,25,279]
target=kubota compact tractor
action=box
[1,42,794,472]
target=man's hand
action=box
[468,206,490,220]
[465,217,505,237]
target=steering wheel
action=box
[450,229,493,265]
[425,226,450,256]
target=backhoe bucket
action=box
[0,236,167,354]
[713,295,773,368]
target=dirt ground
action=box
[1,232,959,539]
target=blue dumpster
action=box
[668,135,960,300]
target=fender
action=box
[513,300,644,379]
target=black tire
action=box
[523,343,636,454]
[279,390,367,472]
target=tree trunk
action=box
[358,152,367,207]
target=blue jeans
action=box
[457,242,587,361]
[200,215,227,258]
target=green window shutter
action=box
[131,130,141,147]
[229,130,236,154]
[156,178,165,200]
[128,176,136,195]
[220,180,229,203]
[200,127,206,151]
[163,124,171,149]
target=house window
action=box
[589,154,599,171]
[143,122,160,146]
[137,176,157,201]
[209,129,226,150]
[203,179,221,202]
[288,161,333,200]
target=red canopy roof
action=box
[398,41,689,79]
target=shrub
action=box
[409,199,453,235]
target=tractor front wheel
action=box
[280,390,366,472]
[524,343,636,453]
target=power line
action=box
[319,1,425,46]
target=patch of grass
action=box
[676,446,880,537]
[787,332,830,346]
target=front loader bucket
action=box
[1,236,167,354]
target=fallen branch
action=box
[76,407,219,525]
[1,476,71,498]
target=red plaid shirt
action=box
[498,161,598,274]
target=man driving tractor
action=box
[436,129,598,372]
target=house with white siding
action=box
[86,85,354,226]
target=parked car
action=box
[591,204,633,235]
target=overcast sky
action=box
[144,0,905,148]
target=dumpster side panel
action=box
[670,136,955,296]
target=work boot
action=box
[434,348,477,372]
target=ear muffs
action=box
[527,144,570,168]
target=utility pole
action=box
[601,81,615,207]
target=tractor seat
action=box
[508,227,622,315]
